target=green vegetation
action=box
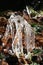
[32,49,43,54]
[31,24,43,34]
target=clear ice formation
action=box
[3,13,35,55]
